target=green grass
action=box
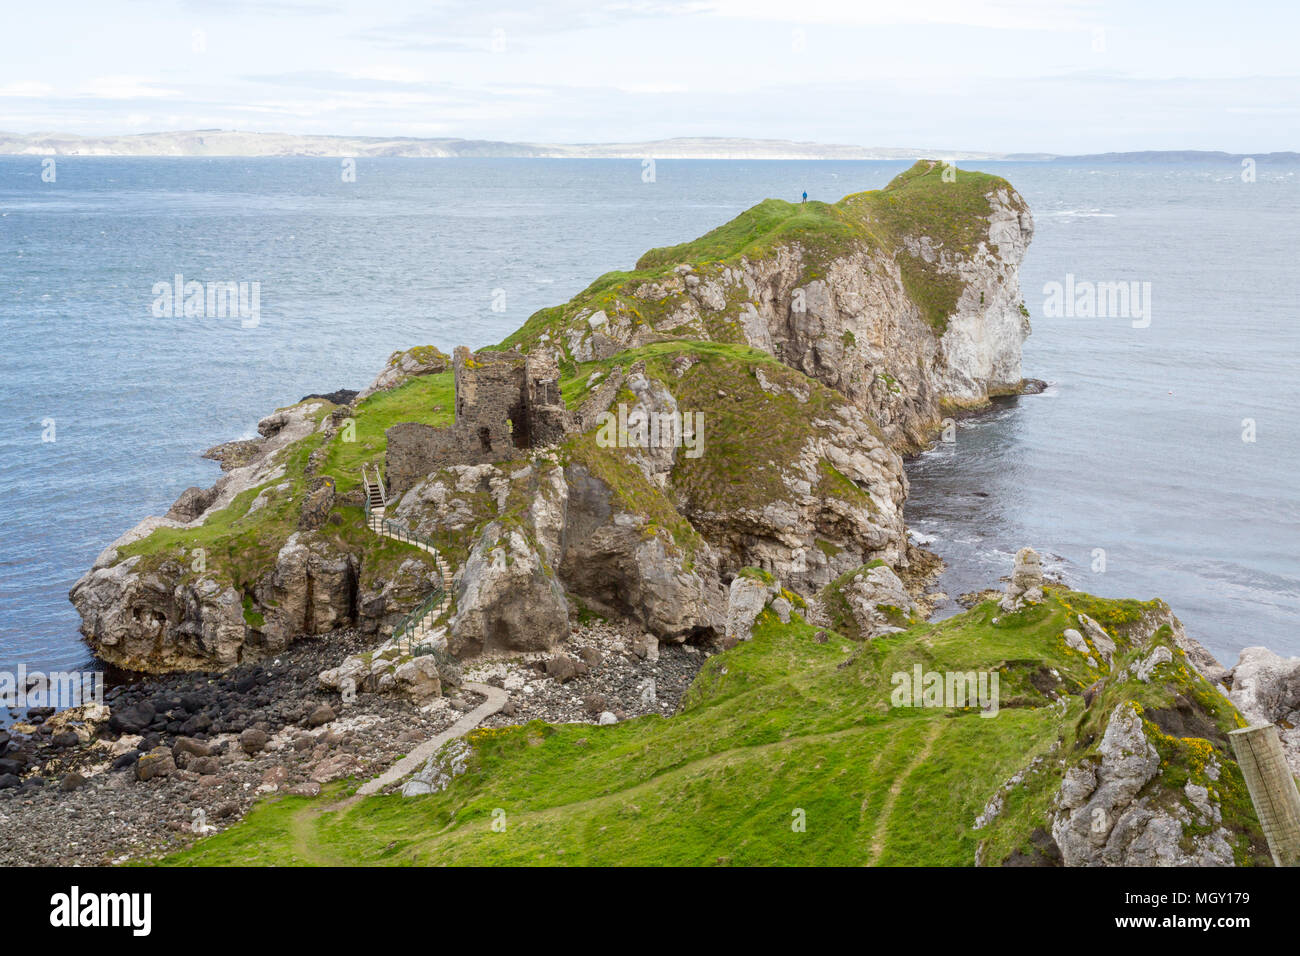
[111,372,456,620]
[158,587,1267,867]
[500,160,1021,353]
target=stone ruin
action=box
[385,346,570,494]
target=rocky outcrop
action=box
[999,547,1044,612]
[255,533,358,651]
[1227,646,1300,774]
[319,635,459,702]
[70,556,248,671]
[1051,702,1235,866]
[725,573,779,644]
[356,345,450,400]
[558,463,726,642]
[450,521,569,657]
[70,163,1031,675]
[825,563,917,640]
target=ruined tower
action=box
[384,346,569,494]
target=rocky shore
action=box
[0,619,704,865]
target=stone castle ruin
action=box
[385,346,571,494]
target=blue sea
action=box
[2,156,1297,674]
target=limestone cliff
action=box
[502,160,1034,451]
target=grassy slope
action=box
[113,372,457,595]
[158,588,1267,867]
[499,160,1018,353]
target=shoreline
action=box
[0,618,705,865]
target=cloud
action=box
[0,81,54,98]
[79,76,181,100]
[356,0,708,50]
[703,0,1102,31]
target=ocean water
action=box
[2,157,1296,675]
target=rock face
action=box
[519,162,1035,452]
[558,464,726,642]
[1228,646,1300,774]
[450,521,569,657]
[999,547,1044,612]
[257,533,358,651]
[1051,702,1234,866]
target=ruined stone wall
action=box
[385,346,572,495]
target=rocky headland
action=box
[8,160,1288,866]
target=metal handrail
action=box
[360,463,451,657]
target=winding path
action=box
[353,681,508,798]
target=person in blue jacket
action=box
[802,190,807,203]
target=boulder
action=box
[726,573,778,643]
[136,747,177,782]
[834,563,916,639]
[632,633,660,662]
[164,485,218,523]
[307,703,336,727]
[109,701,156,734]
[239,728,269,755]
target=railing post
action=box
[1229,723,1300,867]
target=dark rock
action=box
[545,655,580,683]
[307,704,335,727]
[239,728,269,754]
[112,751,140,771]
[583,694,607,715]
[50,731,80,749]
[298,477,337,531]
[109,701,155,734]
[0,773,19,790]
[164,485,218,522]
[60,772,87,792]
[299,388,358,406]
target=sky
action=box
[2,0,1298,153]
